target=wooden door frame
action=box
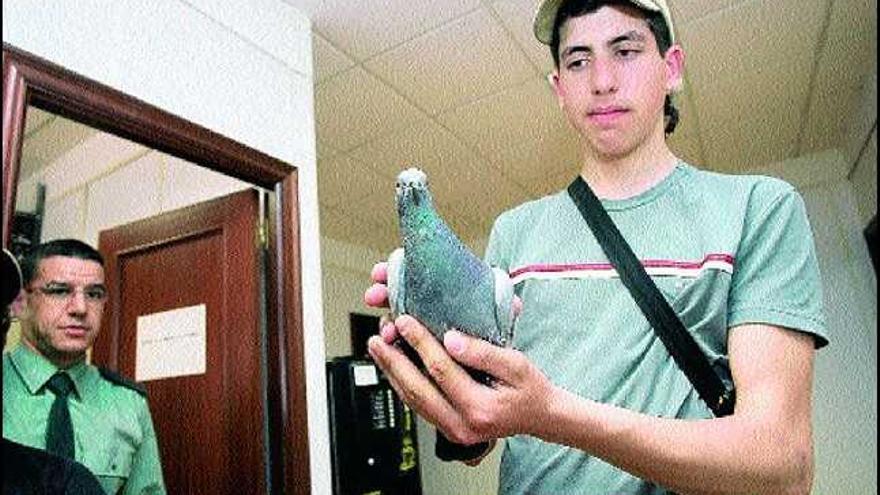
[2,43,309,494]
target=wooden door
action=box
[93,188,268,494]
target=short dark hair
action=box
[549,0,679,134]
[20,239,104,285]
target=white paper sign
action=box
[135,304,207,382]
[352,363,379,387]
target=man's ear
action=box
[664,44,685,94]
[548,71,565,110]
[11,289,27,318]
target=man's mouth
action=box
[62,326,88,337]
[588,106,628,124]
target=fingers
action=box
[395,316,487,404]
[371,262,388,283]
[367,334,463,434]
[379,316,398,343]
[364,283,389,308]
[443,330,522,386]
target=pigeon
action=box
[386,168,516,349]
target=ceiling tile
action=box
[346,118,529,242]
[313,33,356,84]
[32,132,146,202]
[286,0,481,61]
[24,108,54,136]
[320,204,398,254]
[20,112,97,181]
[438,77,581,187]
[317,152,387,209]
[490,0,554,75]
[800,0,877,154]
[680,0,828,171]
[363,8,538,115]
[358,119,502,197]
[667,0,743,27]
[315,67,426,155]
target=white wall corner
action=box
[844,48,877,170]
[748,149,848,191]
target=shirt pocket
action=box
[91,443,134,494]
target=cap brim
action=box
[533,0,564,45]
[533,0,673,46]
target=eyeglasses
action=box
[28,282,108,304]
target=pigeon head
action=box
[396,167,432,210]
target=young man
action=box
[365,1,828,493]
[2,248,105,494]
[3,240,166,494]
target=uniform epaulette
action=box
[98,367,147,397]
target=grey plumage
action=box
[387,168,515,348]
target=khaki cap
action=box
[533,0,676,45]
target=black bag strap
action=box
[567,176,735,417]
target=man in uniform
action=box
[365,1,827,493]
[3,239,165,494]
[2,247,104,493]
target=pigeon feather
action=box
[387,168,515,348]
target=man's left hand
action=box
[367,315,555,446]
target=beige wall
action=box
[847,65,878,226]
[320,233,503,494]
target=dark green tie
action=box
[45,371,75,459]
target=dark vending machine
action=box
[327,357,422,495]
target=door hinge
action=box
[257,219,269,249]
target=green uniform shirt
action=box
[3,345,166,494]
[485,162,828,494]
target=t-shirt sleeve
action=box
[483,213,510,271]
[728,183,829,348]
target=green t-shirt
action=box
[3,344,166,494]
[484,163,827,494]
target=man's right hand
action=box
[363,261,403,344]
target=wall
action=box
[321,235,503,494]
[844,55,877,226]
[321,237,385,358]
[751,151,877,494]
[1,1,332,493]
[803,181,877,494]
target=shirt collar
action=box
[9,344,92,400]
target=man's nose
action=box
[590,57,618,95]
[65,290,88,314]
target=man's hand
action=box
[366,314,554,447]
[363,260,522,344]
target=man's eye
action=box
[566,58,588,70]
[43,285,73,297]
[85,288,107,300]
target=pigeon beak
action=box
[396,182,425,207]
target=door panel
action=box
[94,188,265,494]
